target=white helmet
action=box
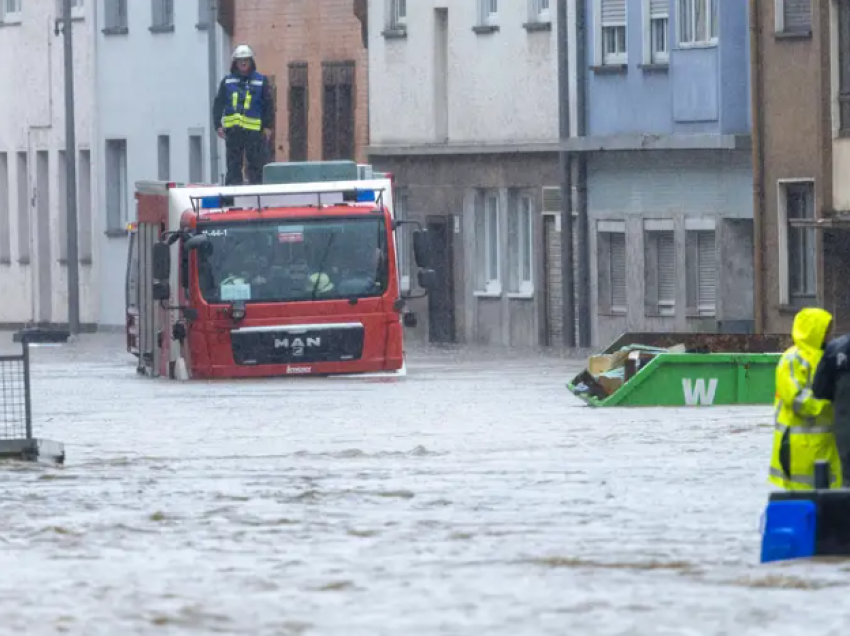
[232,44,254,60]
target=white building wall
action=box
[368,0,576,146]
[0,0,97,326]
[95,0,230,327]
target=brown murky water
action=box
[0,332,848,635]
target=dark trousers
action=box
[833,374,850,485]
[224,129,267,186]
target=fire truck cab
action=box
[126,162,435,380]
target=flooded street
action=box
[1,332,849,635]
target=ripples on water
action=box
[1,335,850,634]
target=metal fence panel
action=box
[0,342,32,441]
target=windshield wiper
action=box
[311,234,336,300]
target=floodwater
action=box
[1,332,849,636]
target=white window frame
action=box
[391,0,406,27]
[643,219,676,317]
[777,178,817,306]
[480,0,498,25]
[2,0,22,23]
[643,0,669,64]
[774,0,812,35]
[598,220,627,315]
[532,0,550,21]
[684,218,717,317]
[474,190,502,297]
[677,0,718,47]
[508,194,534,298]
[594,0,628,66]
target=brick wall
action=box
[233,0,369,164]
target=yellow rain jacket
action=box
[769,307,841,490]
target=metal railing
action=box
[0,341,32,442]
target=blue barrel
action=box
[760,499,817,563]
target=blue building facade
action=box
[573,0,754,345]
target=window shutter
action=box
[783,0,811,32]
[656,230,675,304]
[610,233,627,308]
[601,0,626,23]
[697,231,716,310]
[649,0,667,17]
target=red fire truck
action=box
[125,162,435,379]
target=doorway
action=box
[426,215,456,343]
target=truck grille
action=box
[230,323,365,365]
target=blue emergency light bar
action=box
[194,187,379,212]
[200,196,223,209]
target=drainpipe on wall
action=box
[208,0,220,183]
[575,0,591,346]
[557,0,576,347]
[749,0,765,334]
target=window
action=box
[599,0,627,65]
[104,0,127,31]
[392,0,406,26]
[288,62,308,162]
[151,0,173,30]
[597,222,627,315]
[508,194,534,296]
[3,0,21,20]
[16,152,29,262]
[780,181,816,304]
[197,0,209,28]
[189,134,203,183]
[536,0,550,18]
[481,0,498,23]
[321,62,355,161]
[645,0,668,63]
[157,135,170,181]
[475,190,501,295]
[78,149,92,263]
[678,0,718,45]
[396,189,411,292]
[838,1,850,132]
[105,139,127,232]
[0,153,8,263]
[775,0,811,35]
[685,228,716,316]
[58,150,67,262]
[644,222,676,316]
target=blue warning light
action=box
[355,189,376,202]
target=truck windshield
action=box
[195,217,389,303]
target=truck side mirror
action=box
[185,233,210,251]
[412,229,431,269]
[152,242,171,280]
[417,268,437,290]
[152,280,171,301]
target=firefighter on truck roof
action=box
[213,44,275,185]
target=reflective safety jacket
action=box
[769,307,841,490]
[214,71,272,133]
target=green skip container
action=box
[567,332,794,407]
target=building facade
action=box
[364,0,578,346]
[752,0,850,335]
[95,0,231,327]
[578,0,754,346]
[0,0,97,329]
[233,0,369,165]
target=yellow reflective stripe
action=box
[769,467,817,487]
[775,422,833,435]
[240,117,262,131]
[244,90,252,110]
[231,91,238,109]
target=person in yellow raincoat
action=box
[769,307,841,490]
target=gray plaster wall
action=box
[368,152,560,347]
[588,149,754,346]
